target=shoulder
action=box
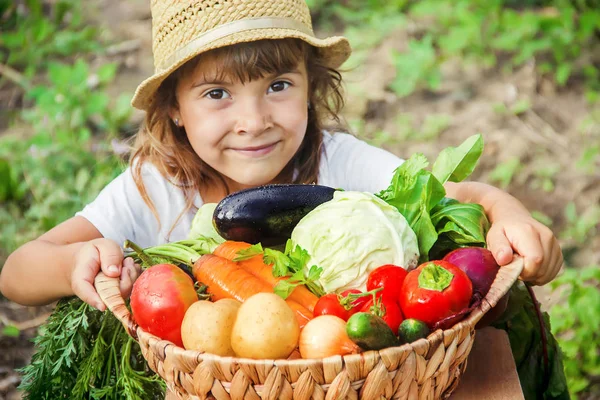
[318,130,404,192]
[321,130,363,154]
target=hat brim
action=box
[131,29,351,110]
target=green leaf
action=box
[555,63,571,86]
[263,248,290,277]
[431,134,484,184]
[431,200,489,243]
[378,136,487,262]
[273,265,323,299]
[493,282,570,400]
[418,263,453,291]
[97,63,117,85]
[2,325,20,337]
[0,158,13,202]
[233,243,264,261]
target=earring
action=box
[174,118,180,127]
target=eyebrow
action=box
[191,78,232,89]
[190,68,302,89]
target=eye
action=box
[268,81,290,93]
[204,89,230,100]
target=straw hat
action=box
[131,0,352,110]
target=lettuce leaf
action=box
[377,134,489,262]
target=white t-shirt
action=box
[77,132,403,248]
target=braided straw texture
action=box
[131,0,351,110]
[152,0,313,72]
[95,257,523,400]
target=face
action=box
[173,57,309,193]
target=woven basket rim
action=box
[95,256,524,367]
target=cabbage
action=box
[291,191,419,293]
[187,203,225,243]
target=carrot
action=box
[285,299,313,329]
[213,240,253,261]
[193,254,313,328]
[214,241,319,312]
[193,254,270,302]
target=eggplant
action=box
[213,184,336,245]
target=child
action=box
[0,0,562,314]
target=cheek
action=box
[276,99,309,140]
[184,115,228,155]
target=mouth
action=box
[232,141,280,157]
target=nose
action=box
[234,97,273,136]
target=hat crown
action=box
[151,0,314,72]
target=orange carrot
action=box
[213,240,253,261]
[193,254,313,328]
[285,299,313,329]
[214,241,319,312]
[193,254,270,302]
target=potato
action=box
[180,298,241,356]
[231,293,299,359]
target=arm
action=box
[444,181,563,285]
[0,216,137,310]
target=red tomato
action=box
[360,296,404,334]
[314,290,374,321]
[340,289,371,316]
[381,299,404,335]
[314,294,352,320]
[130,264,198,347]
[366,264,408,301]
[399,260,473,329]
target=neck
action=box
[202,163,295,203]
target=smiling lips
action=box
[233,141,279,157]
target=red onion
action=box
[443,247,500,299]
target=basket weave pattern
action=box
[95,258,523,400]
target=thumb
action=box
[93,239,125,278]
[486,225,514,266]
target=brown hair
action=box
[130,38,345,232]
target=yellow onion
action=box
[299,315,360,359]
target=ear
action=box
[168,107,182,127]
[168,106,179,122]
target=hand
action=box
[71,238,141,311]
[486,214,563,285]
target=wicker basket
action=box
[95,257,523,400]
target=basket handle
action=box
[463,255,524,327]
[94,272,139,340]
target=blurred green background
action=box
[0,0,599,398]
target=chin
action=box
[233,164,290,188]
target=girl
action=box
[0,0,562,314]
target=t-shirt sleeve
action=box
[76,166,159,248]
[319,132,404,193]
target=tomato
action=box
[366,264,407,301]
[340,289,371,316]
[130,264,198,347]
[314,294,351,320]
[314,290,373,321]
[360,296,404,335]
[399,260,473,329]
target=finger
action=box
[509,226,544,282]
[125,257,142,280]
[119,266,133,298]
[94,240,124,277]
[486,225,514,266]
[119,258,138,298]
[529,225,560,285]
[535,241,564,285]
[72,249,105,311]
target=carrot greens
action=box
[19,298,165,400]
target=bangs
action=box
[179,38,309,84]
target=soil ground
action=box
[1,1,598,398]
